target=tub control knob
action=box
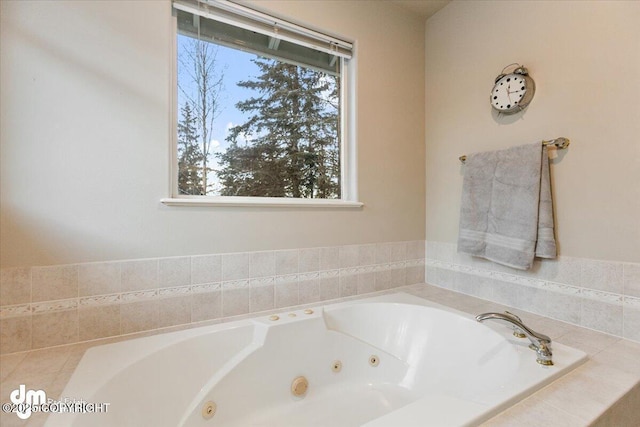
[291,376,309,397]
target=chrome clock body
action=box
[491,65,535,114]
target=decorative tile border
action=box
[0,241,426,353]
[0,304,31,319]
[425,258,636,308]
[31,298,77,314]
[425,240,640,342]
[1,260,420,319]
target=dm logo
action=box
[10,384,46,420]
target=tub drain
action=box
[201,401,217,420]
[332,360,342,372]
[369,355,380,367]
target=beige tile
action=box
[78,262,120,297]
[120,300,158,334]
[555,327,621,356]
[319,277,340,301]
[222,253,249,281]
[158,295,191,328]
[0,352,27,381]
[299,248,320,273]
[544,291,582,325]
[339,245,359,268]
[388,242,407,262]
[60,347,87,373]
[581,299,623,337]
[390,266,405,289]
[47,369,75,400]
[582,259,624,294]
[11,347,70,377]
[590,382,640,427]
[250,282,274,313]
[591,340,640,377]
[31,310,78,350]
[0,316,31,354]
[374,270,391,291]
[222,282,249,317]
[78,304,120,341]
[158,257,190,288]
[407,240,426,260]
[191,288,222,322]
[623,305,640,342]
[431,241,456,263]
[357,272,376,295]
[490,279,521,308]
[299,279,320,304]
[249,252,275,278]
[31,265,77,303]
[191,255,221,285]
[405,265,424,285]
[623,263,640,298]
[537,256,583,287]
[275,281,298,308]
[539,361,637,423]
[121,259,158,292]
[275,250,298,275]
[0,267,31,306]
[375,243,391,264]
[481,395,584,427]
[340,273,357,297]
[320,247,339,271]
[511,284,548,315]
[357,244,376,267]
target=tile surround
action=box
[0,241,425,354]
[425,241,640,343]
[2,238,636,354]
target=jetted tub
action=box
[45,293,587,427]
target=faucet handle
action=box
[535,342,554,366]
[504,311,527,338]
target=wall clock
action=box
[491,64,535,114]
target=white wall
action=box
[425,0,640,263]
[0,0,426,268]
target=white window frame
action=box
[161,0,361,208]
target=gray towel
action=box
[457,142,557,270]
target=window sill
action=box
[160,197,364,208]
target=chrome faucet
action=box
[476,311,553,366]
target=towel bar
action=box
[459,137,570,164]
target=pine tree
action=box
[177,102,204,195]
[218,58,340,198]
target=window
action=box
[166,0,359,207]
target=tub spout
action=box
[476,312,553,366]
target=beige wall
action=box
[425,0,640,263]
[0,0,426,268]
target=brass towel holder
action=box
[459,137,570,164]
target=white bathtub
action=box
[45,293,587,427]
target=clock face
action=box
[491,73,529,112]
